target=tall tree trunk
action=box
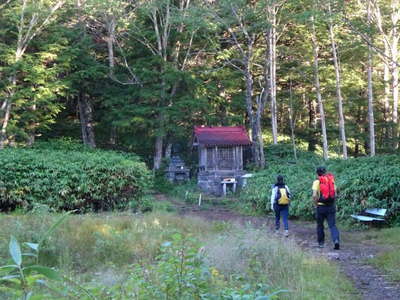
[77,93,96,148]
[0,101,12,149]
[391,41,399,148]
[311,15,329,160]
[245,60,258,166]
[371,0,400,148]
[307,93,317,151]
[105,16,118,147]
[268,8,278,145]
[383,45,391,133]
[367,57,376,156]
[153,132,163,170]
[255,90,266,168]
[328,1,347,159]
[109,126,117,146]
[244,38,265,168]
[76,0,95,148]
[390,0,400,148]
[0,72,17,149]
[383,46,391,148]
[153,72,167,170]
[27,102,37,146]
[367,1,376,156]
[289,78,297,160]
[165,142,172,160]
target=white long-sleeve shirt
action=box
[270,185,291,209]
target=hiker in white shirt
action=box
[271,175,291,237]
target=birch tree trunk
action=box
[153,133,164,170]
[76,0,96,148]
[370,0,400,148]
[268,9,278,145]
[0,98,12,149]
[104,15,118,146]
[27,102,37,146]
[383,46,391,130]
[244,52,259,166]
[368,43,375,156]
[367,1,376,156]
[165,143,172,160]
[311,14,329,160]
[0,72,17,149]
[248,37,266,168]
[145,0,193,170]
[307,93,317,151]
[390,0,400,148]
[77,93,96,148]
[109,126,117,146]
[289,78,297,160]
[328,1,347,159]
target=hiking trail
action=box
[155,194,400,300]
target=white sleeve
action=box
[285,185,291,198]
[271,186,277,206]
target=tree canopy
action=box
[1,0,399,167]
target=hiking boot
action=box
[318,243,324,248]
[284,230,289,237]
[334,241,340,250]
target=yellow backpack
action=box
[276,187,290,205]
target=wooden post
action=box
[215,146,218,171]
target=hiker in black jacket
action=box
[312,166,340,250]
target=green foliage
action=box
[1,213,357,299]
[119,233,286,299]
[128,233,211,299]
[0,213,71,300]
[0,235,61,299]
[0,146,152,212]
[330,156,400,221]
[241,145,400,223]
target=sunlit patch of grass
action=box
[1,212,357,299]
[0,212,218,271]
[203,225,357,300]
[367,227,400,281]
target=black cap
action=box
[316,166,326,176]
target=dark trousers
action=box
[274,204,289,230]
[316,205,340,244]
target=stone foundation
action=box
[197,170,246,196]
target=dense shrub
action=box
[0,147,152,212]
[332,156,400,221]
[240,145,400,222]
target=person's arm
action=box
[270,186,276,210]
[312,180,319,206]
[286,185,291,198]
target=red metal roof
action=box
[194,126,251,146]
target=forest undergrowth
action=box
[0,211,356,299]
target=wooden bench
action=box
[351,208,387,222]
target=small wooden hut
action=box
[193,126,250,195]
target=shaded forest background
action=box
[1,0,399,169]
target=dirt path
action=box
[155,194,400,300]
